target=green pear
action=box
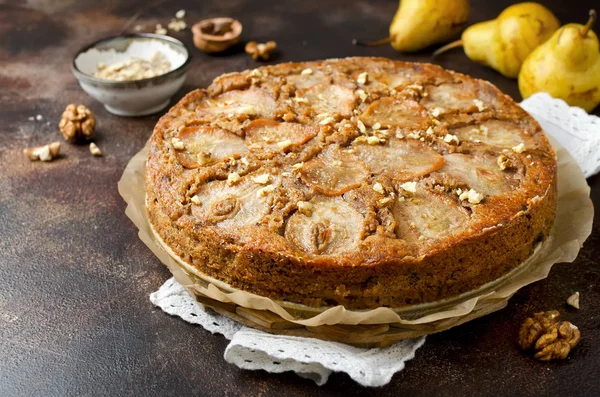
[519,10,600,112]
[354,0,470,52]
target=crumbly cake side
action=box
[146,57,557,309]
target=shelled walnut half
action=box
[59,104,95,143]
[518,310,581,361]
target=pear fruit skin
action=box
[462,2,560,78]
[389,0,470,52]
[519,11,600,112]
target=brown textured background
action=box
[0,0,598,395]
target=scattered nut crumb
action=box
[301,68,313,75]
[245,41,277,61]
[251,173,271,184]
[28,116,35,121]
[356,89,368,102]
[567,292,580,309]
[292,162,304,169]
[36,114,43,121]
[372,122,381,130]
[155,24,167,35]
[294,96,308,104]
[400,181,417,193]
[227,172,241,186]
[379,197,392,205]
[512,143,525,153]
[407,132,420,139]
[23,142,61,162]
[59,104,95,143]
[356,72,368,85]
[89,142,102,156]
[297,201,313,216]
[134,24,143,32]
[175,9,186,19]
[190,195,201,205]
[319,116,335,125]
[171,138,185,150]
[431,108,442,118]
[425,127,434,135]
[372,182,385,194]
[168,19,187,32]
[241,157,250,166]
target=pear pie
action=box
[146,57,556,309]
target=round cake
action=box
[146,57,557,310]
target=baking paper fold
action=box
[118,135,593,328]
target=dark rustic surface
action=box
[1,0,598,395]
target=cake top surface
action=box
[147,57,556,265]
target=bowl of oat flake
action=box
[72,33,191,116]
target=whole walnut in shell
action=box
[59,104,95,143]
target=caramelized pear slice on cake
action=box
[286,196,365,255]
[298,84,356,117]
[451,120,533,149]
[196,87,276,118]
[421,83,486,114]
[174,126,247,168]
[245,119,318,152]
[359,98,429,128]
[286,70,332,89]
[299,145,369,195]
[352,138,444,182]
[190,175,276,227]
[393,189,470,243]
[440,153,512,196]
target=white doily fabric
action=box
[150,93,597,387]
[520,93,600,178]
[150,278,426,386]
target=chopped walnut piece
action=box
[459,189,484,204]
[356,89,368,102]
[372,182,385,194]
[245,41,277,61]
[512,143,525,153]
[190,195,201,205]
[431,107,442,118]
[518,310,581,361]
[301,68,313,75]
[567,292,580,309]
[171,137,185,150]
[356,72,368,85]
[443,134,460,145]
[357,120,366,133]
[277,139,293,150]
[292,162,304,169]
[251,173,271,184]
[227,172,241,186]
[473,99,486,111]
[367,136,382,145]
[175,9,186,19]
[297,201,314,216]
[23,142,61,162]
[372,122,381,130]
[257,184,275,197]
[89,142,102,156]
[497,154,513,170]
[59,104,95,143]
[400,181,417,193]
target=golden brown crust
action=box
[146,57,557,309]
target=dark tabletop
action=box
[1,0,599,396]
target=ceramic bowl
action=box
[72,34,192,117]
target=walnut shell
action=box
[191,18,242,53]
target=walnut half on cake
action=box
[146,57,557,310]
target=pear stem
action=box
[581,9,597,37]
[352,37,392,47]
[432,40,464,57]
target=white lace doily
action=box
[150,93,597,387]
[520,93,600,178]
[150,278,426,387]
